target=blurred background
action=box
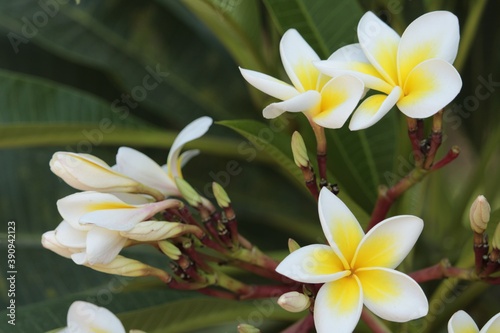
[0,0,498,332]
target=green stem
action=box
[454,0,488,71]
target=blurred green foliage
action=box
[0,0,498,332]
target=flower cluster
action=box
[42,117,212,272]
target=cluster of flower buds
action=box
[469,195,500,280]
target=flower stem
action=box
[281,312,314,333]
[409,259,476,283]
[407,117,424,168]
[309,121,327,182]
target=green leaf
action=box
[262,0,364,57]
[119,297,300,332]
[218,119,369,222]
[179,0,268,71]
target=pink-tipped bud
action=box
[277,291,310,313]
[469,195,491,234]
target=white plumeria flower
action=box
[115,116,213,197]
[448,310,500,333]
[59,301,143,333]
[315,11,462,130]
[50,152,162,201]
[56,191,178,231]
[240,29,364,129]
[276,188,428,333]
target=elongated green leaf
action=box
[120,297,300,332]
[218,119,369,221]
[263,0,363,57]
[179,0,268,71]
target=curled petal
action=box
[280,29,321,92]
[316,44,393,94]
[275,244,349,284]
[357,12,400,86]
[398,11,460,84]
[353,215,423,269]
[318,188,364,266]
[349,86,402,131]
[356,268,428,322]
[448,311,479,333]
[116,147,176,196]
[55,220,87,248]
[50,152,139,192]
[239,67,299,100]
[263,90,320,119]
[481,312,500,332]
[398,59,462,118]
[41,231,74,259]
[166,116,212,180]
[89,255,168,279]
[314,277,363,333]
[120,221,187,241]
[84,228,126,265]
[65,301,126,333]
[312,75,364,129]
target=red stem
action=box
[409,259,474,283]
[431,146,460,170]
[239,284,301,300]
[361,308,391,333]
[281,312,314,333]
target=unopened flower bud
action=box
[237,324,261,333]
[158,240,182,260]
[121,221,184,241]
[288,238,301,253]
[175,177,202,207]
[277,291,311,313]
[492,223,500,250]
[90,255,167,278]
[212,182,231,208]
[469,195,491,234]
[291,131,309,168]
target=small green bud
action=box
[277,291,311,313]
[212,182,231,208]
[291,131,309,168]
[469,195,490,234]
[237,324,261,333]
[288,238,301,253]
[175,177,202,207]
[158,240,182,260]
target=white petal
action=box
[179,149,200,168]
[448,311,479,333]
[318,188,364,266]
[275,244,349,283]
[349,86,402,130]
[280,29,321,92]
[41,231,73,259]
[356,268,428,322]
[316,44,393,94]
[398,11,460,85]
[115,147,175,196]
[262,90,320,119]
[166,116,212,180]
[314,277,363,333]
[358,12,400,86]
[67,301,126,333]
[55,220,87,248]
[239,67,299,100]
[57,192,134,230]
[312,75,364,129]
[397,59,462,118]
[80,199,175,231]
[85,228,126,265]
[353,215,423,269]
[481,312,500,332]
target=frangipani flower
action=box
[240,29,364,129]
[49,152,163,201]
[115,116,213,197]
[315,11,462,130]
[276,188,428,332]
[448,310,500,333]
[59,301,146,333]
